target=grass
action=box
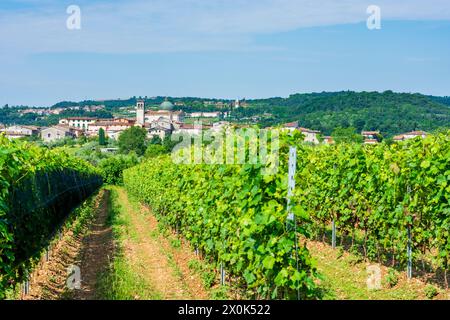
[308,241,423,300]
[96,186,161,300]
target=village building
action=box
[41,125,77,142]
[282,121,321,144]
[173,123,212,136]
[393,131,428,141]
[83,105,105,112]
[59,117,98,129]
[87,118,136,139]
[136,99,185,124]
[188,111,221,118]
[145,118,175,140]
[323,136,335,145]
[0,125,40,139]
[361,131,382,144]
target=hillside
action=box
[3,91,450,138]
[235,91,450,137]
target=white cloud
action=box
[0,0,450,55]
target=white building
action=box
[145,118,175,140]
[59,117,97,129]
[283,121,321,144]
[136,100,145,125]
[145,110,184,123]
[136,100,185,124]
[0,125,40,138]
[188,112,221,118]
[393,131,428,141]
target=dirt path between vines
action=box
[24,189,110,300]
[114,187,209,300]
[23,187,209,300]
[71,189,113,300]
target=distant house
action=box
[283,121,299,132]
[211,121,231,132]
[188,112,221,118]
[83,105,105,112]
[323,136,335,145]
[362,131,381,144]
[393,131,428,142]
[282,121,321,144]
[145,118,175,140]
[298,128,321,144]
[59,117,98,129]
[0,125,40,139]
[87,118,135,139]
[173,123,212,136]
[41,125,76,142]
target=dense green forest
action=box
[233,91,450,137]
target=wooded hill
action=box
[2,91,449,138]
[236,91,450,137]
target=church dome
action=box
[160,99,174,110]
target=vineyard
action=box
[124,129,450,299]
[1,129,449,300]
[0,136,102,298]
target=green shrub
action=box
[99,154,138,185]
[384,268,399,288]
[424,285,438,299]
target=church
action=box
[136,99,185,139]
[136,99,184,125]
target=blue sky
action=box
[1,0,450,107]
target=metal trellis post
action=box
[287,147,300,300]
[220,263,226,286]
[407,185,413,279]
[332,219,336,249]
[287,147,297,223]
[407,226,412,279]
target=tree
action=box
[150,135,162,145]
[99,154,138,185]
[331,127,364,144]
[118,126,147,156]
[98,128,106,146]
[78,135,87,144]
[162,135,179,152]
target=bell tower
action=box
[136,100,145,125]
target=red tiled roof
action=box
[406,131,427,135]
[90,122,134,127]
[64,117,97,121]
[298,127,321,134]
[284,121,299,128]
[179,124,212,129]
